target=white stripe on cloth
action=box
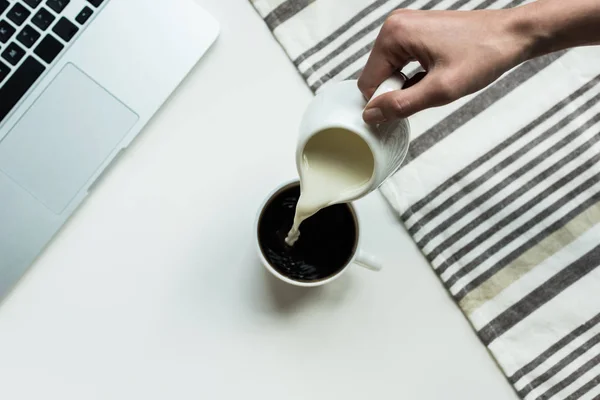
[305,24,380,87]
[469,225,600,330]
[272,0,385,60]
[421,111,600,261]
[581,383,600,400]
[413,83,600,242]
[515,326,600,392]
[436,115,600,280]
[412,98,600,252]
[403,57,600,231]
[520,339,600,397]
[488,266,600,376]
[449,177,600,295]
[297,0,400,71]
[470,223,600,330]
[249,0,288,16]
[524,352,600,400]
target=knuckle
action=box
[381,13,404,35]
[432,76,459,104]
[379,11,416,51]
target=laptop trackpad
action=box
[0,63,138,214]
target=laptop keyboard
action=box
[0,0,105,123]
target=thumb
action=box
[363,72,452,123]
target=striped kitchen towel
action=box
[251,0,600,399]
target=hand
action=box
[358,8,531,123]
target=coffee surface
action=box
[258,184,357,282]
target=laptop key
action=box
[2,42,25,65]
[0,0,9,15]
[75,6,92,24]
[17,24,40,48]
[0,20,16,42]
[34,34,63,63]
[24,0,43,9]
[32,8,54,30]
[0,60,10,83]
[52,17,78,42]
[0,56,45,123]
[7,3,31,26]
[46,0,69,13]
[87,0,103,7]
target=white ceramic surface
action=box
[255,180,382,287]
[0,1,519,399]
[297,75,410,204]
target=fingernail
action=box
[363,108,386,124]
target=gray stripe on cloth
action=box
[264,0,315,31]
[454,190,600,303]
[508,312,600,383]
[449,0,474,9]
[474,0,500,8]
[293,0,391,66]
[347,69,363,80]
[310,41,375,91]
[536,353,600,400]
[300,0,425,80]
[443,161,600,288]
[438,117,600,281]
[427,135,600,267]
[518,332,600,397]
[501,0,529,8]
[419,0,450,10]
[563,373,600,400]
[401,52,565,170]
[475,0,527,9]
[402,64,595,225]
[478,242,600,345]
[417,93,600,247]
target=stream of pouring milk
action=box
[285,128,375,246]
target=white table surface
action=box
[0,1,519,399]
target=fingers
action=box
[363,72,456,123]
[358,44,401,99]
[358,15,411,99]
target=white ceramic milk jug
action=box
[296,75,411,204]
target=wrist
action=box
[501,3,553,63]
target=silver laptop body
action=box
[0,0,219,301]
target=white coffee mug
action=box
[255,181,382,287]
[296,75,411,205]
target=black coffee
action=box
[258,183,357,282]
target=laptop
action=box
[0,0,219,301]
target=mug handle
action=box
[354,250,383,272]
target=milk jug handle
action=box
[369,70,428,101]
[370,72,408,101]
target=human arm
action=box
[358,0,600,124]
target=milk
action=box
[285,128,374,246]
